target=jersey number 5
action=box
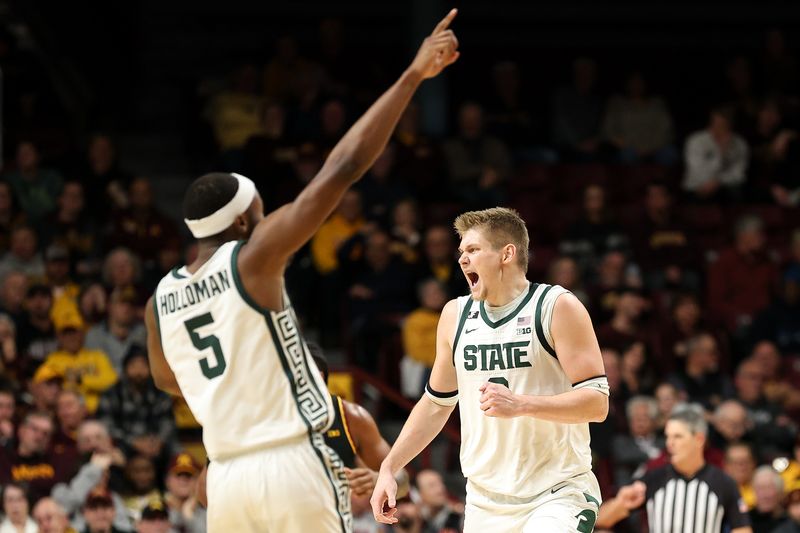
[184,313,227,379]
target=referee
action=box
[597,404,752,533]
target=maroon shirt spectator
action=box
[108,177,180,268]
[50,390,86,470]
[596,287,652,353]
[707,215,780,332]
[0,411,70,504]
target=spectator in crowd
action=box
[108,178,180,271]
[596,287,651,353]
[560,184,630,276]
[85,288,147,374]
[442,102,511,208]
[3,141,63,222]
[311,189,365,275]
[414,469,463,533]
[163,453,206,533]
[400,278,447,398]
[612,395,664,486]
[546,256,590,308]
[0,271,28,323]
[416,225,463,300]
[632,181,698,291]
[668,333,734,409]
[392,102,444,200]
[734,358,796,459]
[240,102,295,191]
[0,411,66,503]
[78,284,108,329]
[41,180,101,278]
[26,365,63,413]
[203,63,265,161]
[263,35,317,104]
[749,466,786,533]
[747,341,800,417]
[133,498,170,533]
[121,455,161,522]
[96,345,176,462]
[657,293,715,374]
[0,226,45,282]
[683,107,749,202]
[101,249,145,309]
[81,488,128,533]
[0,181,28,254]
[0,387,15,448]
[617,340,657,404]
[51,421,129,532]
[388,199,422,263]
[317,98,349,155]
[552,57,604,160]
[772,488,800,533]
[83,134,132,212]
[341,229,416,369]
[724,442,758,509]
[586,250,643,324]
[38,307,117,414]
[707,214,780,337]
[16,283,57,375]
[654,381,683,431]
[32,497,75,533]
[750,266,800,355]
[711,400,753,451]
[51,390,86,464]
[0,313,17,378]
[485,60,551,160]
[0,481,37,533]
[356,145,411,222]
[44,245,80,313]
[602,72,677,165]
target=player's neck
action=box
[484,275,529,308]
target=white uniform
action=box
[448,283,602,531]
[153,240,351,533]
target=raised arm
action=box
[479,293,608,423]
[240,9,459,276]
[370,298,460,524]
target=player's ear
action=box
[234,213,250,235]
[502,244,516,264]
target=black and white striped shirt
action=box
[639,464,750,533]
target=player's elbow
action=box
[589,394,609,423]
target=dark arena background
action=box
[1,0,800,531]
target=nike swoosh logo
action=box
[551,483,569,494]
[465,328,477,334]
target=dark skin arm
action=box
[237,9,459,311]
[144,296,182,397]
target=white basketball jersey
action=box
[453,283,593,498]
[153,240,333,461]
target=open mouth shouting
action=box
[465,271,480,291]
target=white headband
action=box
[184,173,257,238]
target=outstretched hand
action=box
[409,8,460,79]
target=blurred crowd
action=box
[0,14,799,533]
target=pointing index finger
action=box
[431,8,458,36]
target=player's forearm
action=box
[595,497,630,529]
[322,69,422,186]
[381,395,453,474]
[517,388,608,423]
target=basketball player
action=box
[307,343,410,499]
[144,10,460,533]
[371,208,610,531]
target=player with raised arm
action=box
[144,11,459,533]
[371,207,610,532]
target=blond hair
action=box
[453,207,529,268]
